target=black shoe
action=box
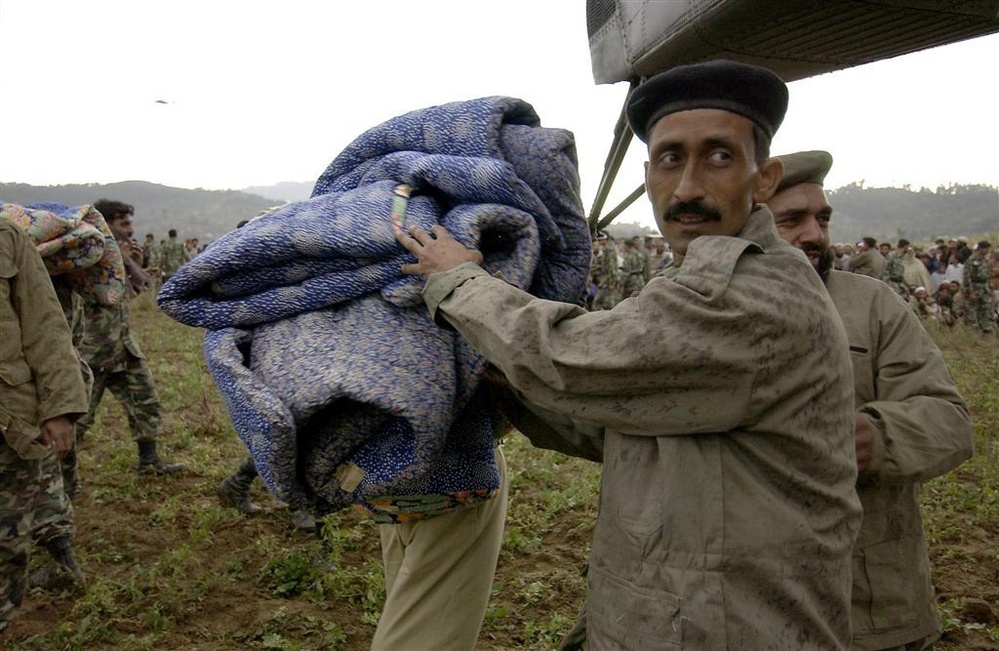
[32,538,86,591]
[137,458,185,475]
[137,440,184,475]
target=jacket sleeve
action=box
[857,291,974,485]
[490,380,604,462]
[6,226,90,423]
[422,253,766,438]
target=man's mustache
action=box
[663,201,722,222]
[799,243,827,257]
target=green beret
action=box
[774,150,833,194]
[626,59,789,143]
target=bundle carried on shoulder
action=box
[0,202,126,305]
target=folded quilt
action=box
[160,96,591,519]
[0,202,126,306]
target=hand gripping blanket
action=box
[158,97,591,520]
[0,202,126,305]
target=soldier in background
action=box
[160,229,186,281]
[591,234,620,310]
[881,239,906,296]
[619,236,647,297]
[962,240,994,335]
[848,236,885,278]
[76,200,183,475]
[0,220,89,633]
[767,150,973,650]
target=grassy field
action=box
[4,293,997,650]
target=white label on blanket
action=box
[336,462,365,493]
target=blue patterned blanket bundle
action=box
[159,96,591,520]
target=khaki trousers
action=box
[372,446,508,651]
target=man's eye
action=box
[656,153,680,165]
[709,150,732,163]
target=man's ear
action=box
[753,157,783,203]
[643,160,652,201]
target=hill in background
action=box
[3,180,996,247]
[826,182,998,245]
[243,181,313,203]
[0,181,284,244]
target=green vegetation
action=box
[4,298,996,649]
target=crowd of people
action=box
[838,235,998,334]
[0,57,988,650]
[592,224,998,337]
[137,228,201,290]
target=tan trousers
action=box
[372,446,508,651]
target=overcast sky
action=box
[3,0,997,229]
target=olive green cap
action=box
[774,150,833,193]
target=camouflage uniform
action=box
[159,237,187,280]
[30,281,92,554]
[881,251,906,296]
[962,253,994,333]
[620,247,647,298]
[0,221,88,631]
[76,280,163,445]
[592,245,620,310]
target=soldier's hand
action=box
[854,413,875,472]
[40,416,75,459]
[393,217,483,278]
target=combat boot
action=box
[290,508,317,532]
[136,440,184,475]
[218,457,263,515]
[28,536,85,591]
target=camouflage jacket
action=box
[619,248,646,296]
[881,252,905,284]
[160,239,187,276]
[0,221,89,459]
[422,208,861,649]
[594,247,619,287]
[78,285,145,373]
[963,255,991,298]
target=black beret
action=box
[774,150,833,194]
[626,59,789,143]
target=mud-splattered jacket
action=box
[825,270,972,650]
[0,221,89,459]
[422,207,862,649]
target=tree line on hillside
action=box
[0,181,278,244]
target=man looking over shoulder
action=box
[77,200,183,475]
[394,60,861,649]
[767,150,974,651]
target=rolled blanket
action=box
[0,202,127,306]
[160,96,591,519]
